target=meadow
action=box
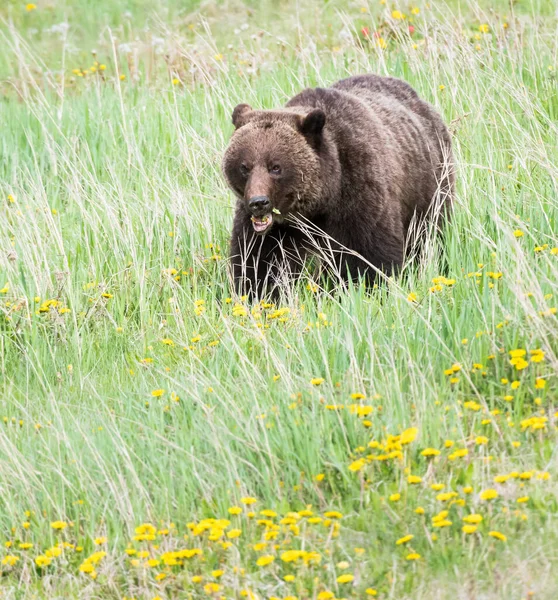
[0,0,557,598]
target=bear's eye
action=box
[239,164,250,177]
[269,164,281,175]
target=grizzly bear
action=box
[222,74,454,298]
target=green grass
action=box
[0,0,557,598]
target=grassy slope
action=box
[0,0,557,598]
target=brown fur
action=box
[222,74,454,298]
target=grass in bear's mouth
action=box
[0,0,557,598]
[251,213,273,233]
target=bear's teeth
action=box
[251,214,272,232]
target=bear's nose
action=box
[248,196,271,214]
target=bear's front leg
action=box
[230,209,306,300]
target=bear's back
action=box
[285,74,454,236]
[331,75,448,138]
[331,74,419,106]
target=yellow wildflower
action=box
[462,525,477,534]
[479,489,498,501]
[256,555,275,567]
[395,534,414,545]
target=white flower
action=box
[48,22,69,35]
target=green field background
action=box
[0,0,557,598]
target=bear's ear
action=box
[299,109,326,139]
[232,104,252,129]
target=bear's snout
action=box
[244,168,272,203]
[248,196,271,216]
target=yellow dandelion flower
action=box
[436,492,458,502]
[400,427,418,445]
[79,562,95,574]
[226,529,241,539]
[281,550,303,563]
[349,459,366,472]
[463,514,482,524]
[406,552,421,560]
[488,530,507,542]
[421,448,440,457]
[433,519,452,528]
[311,377,325,386]
[256,555,275,567]
[337,573,354,584]
[35,555,52,567]
[462,525,477,534]
[480,489,498,501]
[530,349,545,362]
[449,448,469,460]
[396,534,414,545]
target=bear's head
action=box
[222,104,328,234]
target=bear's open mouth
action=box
[251,214,273,233]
